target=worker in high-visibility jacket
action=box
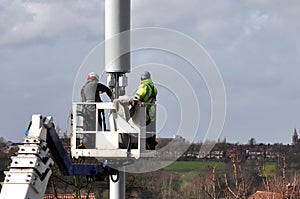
[133,71,158,150]
[134,71,158,126]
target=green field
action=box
[158,160,283,190]
[245,160,279,177]
[162,161,226,186]
[163,161,226,173]
[162,160,281,179]
[260,162,278,177]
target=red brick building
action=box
[44,194,95,199]
[248,191,281,199]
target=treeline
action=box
[2,136,300,198]
[126,157,300,198]
[0,137,14,191]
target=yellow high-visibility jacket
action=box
[135,78,158,124]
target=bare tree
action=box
[201,166,221,199]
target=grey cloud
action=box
[0,0,104,45]
[132,0,199,27]
[1,0,300,144]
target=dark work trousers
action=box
[98,109,106,131]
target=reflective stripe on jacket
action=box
[135,79,157,103]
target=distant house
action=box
[44,193,95,199]
[248,191,281,199]
[206,150,225,159]
[246,149,264,160]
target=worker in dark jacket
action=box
[81,72,112,131]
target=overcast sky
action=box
[0,0,300,145]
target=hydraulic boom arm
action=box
[0,114,118,199]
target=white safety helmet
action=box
[87,72,99,81]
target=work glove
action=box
[129,98,139,106]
